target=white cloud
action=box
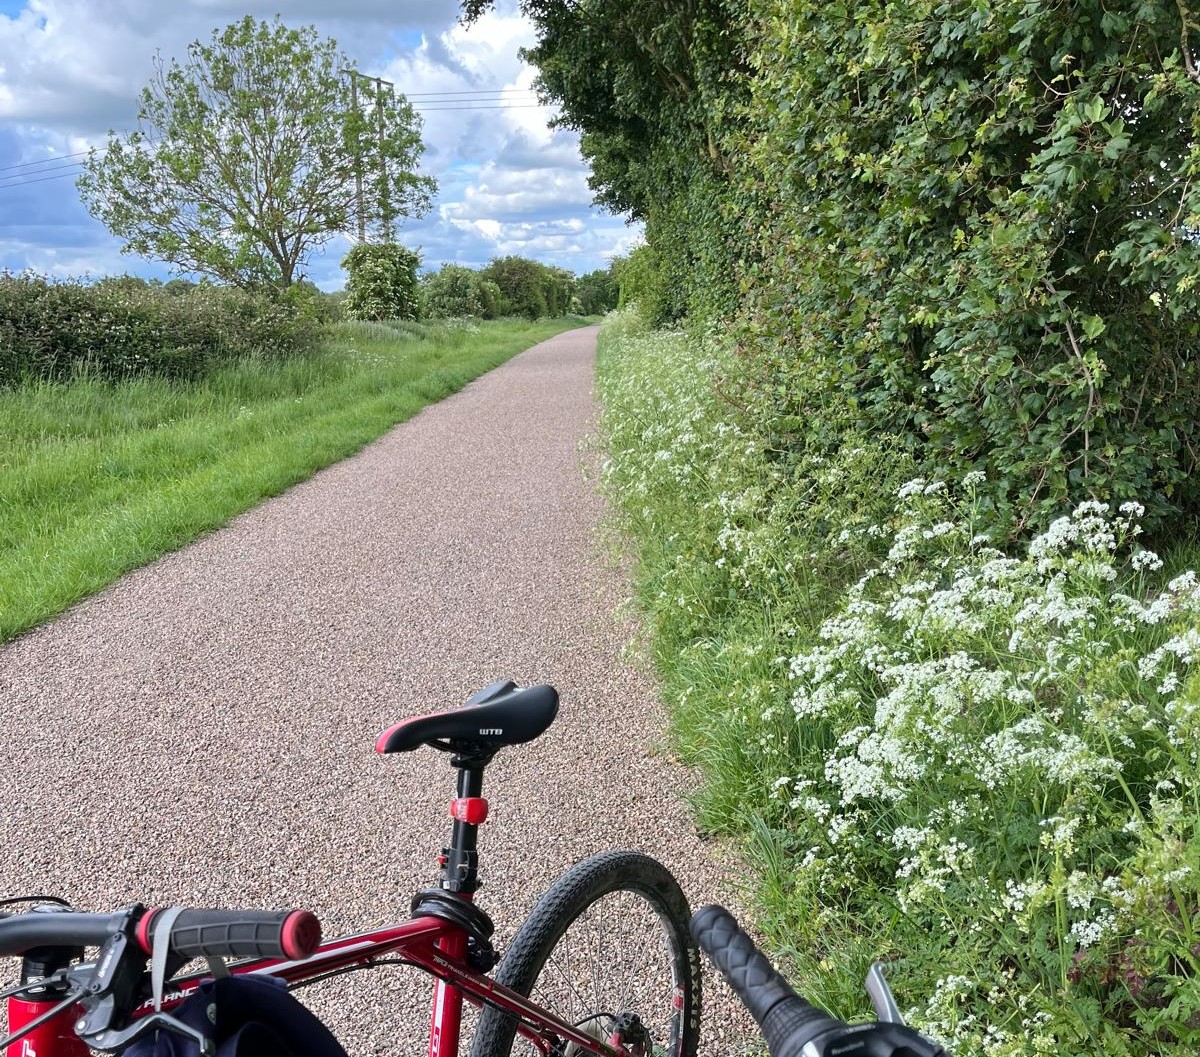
[0,0,643,284]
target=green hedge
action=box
[0,274,314,385]
[491,0,1200,535]
[599,309,1200,1057]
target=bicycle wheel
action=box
[470,850,701,1057]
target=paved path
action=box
[0,326,753,1054]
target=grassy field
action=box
[0,316,585,643]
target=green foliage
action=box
[461,1,747,323]
[480,255,576,319]
[733,0,1200,534]
[0,273,312,385]
[598,315,1200,1056]
[574,266,619,315]
[420,263,502,319]
[470,0,1200,532]
[78,16,435,289]
[615,246,674,325]
[341,243,420,321]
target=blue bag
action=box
[124,975,349,1057]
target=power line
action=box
[414,103,552,111]
[0,169,85,189]
[404,88,537,98]
[0,148,99,175]
[0,153,105,179]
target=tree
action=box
[420,264,502,319]
[460,1,746,322]
[575,266,619,315]
[78,16,436,290]
[475,256,579,318]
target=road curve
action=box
[0,325,754,1054]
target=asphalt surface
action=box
[0,325,755,1054]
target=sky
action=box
[0,0,643,289]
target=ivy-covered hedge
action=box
[478,0,1200,535]
[0,274,313,385]
[735,1,1200,534]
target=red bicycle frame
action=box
[6,910,628,1057]
[6,686,615,1057]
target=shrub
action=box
[480,256,574,319]
[727,2,1200,536]
[420,264,501,319]
[614,245,672,326]
[341,243,420,322]
[0,274,313,385]
[575,266,620,316]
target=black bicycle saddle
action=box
[375,681,559,755]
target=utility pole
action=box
[371,76,395,243]
[341,68,367,243]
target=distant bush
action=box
[341,243,420,322]
[420,264,501,319]
[0,273,314,386]
[480,256,575,319]
[575,266,620,316]
[615,246,672,326]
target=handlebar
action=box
[0,909,127,957]
[136,907,322,961]
[0,902,324,1057]
[0,904,321,962]
[690,905,949,1057]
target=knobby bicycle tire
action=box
[470,850,701,1057]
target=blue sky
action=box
[0,0,642,289]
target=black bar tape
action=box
[138,909,321,961]
[690,905,844,1057]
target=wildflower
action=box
[1131,549,1164,571]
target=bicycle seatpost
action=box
[691,905,947,1057]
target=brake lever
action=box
[80,1010,215,1057]
[865,962,905,1025]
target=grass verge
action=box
[0,316,584,643]
[597,307,1200,1056]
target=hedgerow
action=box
[733,0,1200,535]
[599,309,1200,1056]
[473,1,1200,532]
[0,273,313,385]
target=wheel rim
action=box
[519,887,688,1057]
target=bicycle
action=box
[0,680,950,1057]
[0,681,700,1057]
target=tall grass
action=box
[0,317,581,642]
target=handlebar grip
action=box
[691,905,845,1057]
[136,908,321,961]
